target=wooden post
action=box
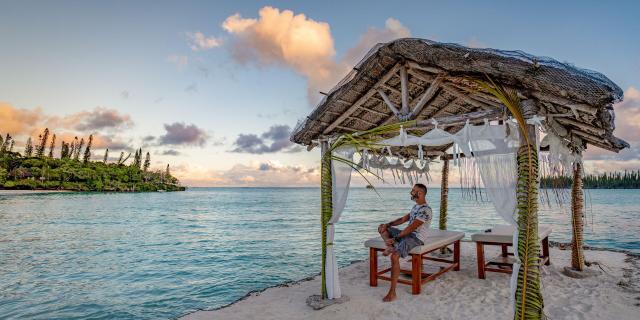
[439,158,449,230]
[369,248,378,287]
[570,161,585,271]
[319,140,332,298]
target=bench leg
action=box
[454,240,461,271]
[411,253,421,294]
[542,236,550,266]
[501,244,509,257]
[476,242,486,279]
[369,248,378,287]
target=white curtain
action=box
[325,146,354,299]
[466,122,521,306]
[323,121,525,303]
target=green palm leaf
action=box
[476,77,545,320]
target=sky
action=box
[1,0,639,187]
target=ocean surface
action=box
[1,188,638,319]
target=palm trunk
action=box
[571,162,585,271]
[439,158,449,230]
[514,144,544,320]
[320,144,333,299]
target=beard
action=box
[410,193,417,201]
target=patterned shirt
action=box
[408,203,432,242]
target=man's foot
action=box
[383,291,396,302]
[382,246,394,256]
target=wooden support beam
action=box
[377,89,401,117]
[322,63,401,134]
[400,65,410,115]
[381,84,401,96]
[407,61,444,75]
[347,116,378,127]
[409,74,444,119]
[530,91,598,116]
[356,104,390,117]
[555,117,606,135]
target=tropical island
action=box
[0,129,185,192]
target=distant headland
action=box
[0,129,185,192]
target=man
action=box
[377,183,433,302]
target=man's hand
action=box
[385,238,395,246]
[378,223,388,233]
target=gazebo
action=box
[290,38,628,318]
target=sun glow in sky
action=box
[1,1,639,186]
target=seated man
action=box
[377,183,433,302]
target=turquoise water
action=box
[0,188,638,319]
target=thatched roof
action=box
[291,38,629,154]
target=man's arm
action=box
[395,220,423,238]
[386,214,409,227]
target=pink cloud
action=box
[221,7,410,103]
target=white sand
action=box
[182,243,639,320]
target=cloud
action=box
[167,54,189,69]
[221,8,410,103]
[465,37,487,49]
[1,103,133,137]
[161,149,181,156]
[121,90,130,99]
[186,31,222,51]
[584,86,640,161]
[158,122,209,146]
[173,161,319,187]
[0,102,44,135]
[66,107,134,132]
[341,18,410,67]
[231,124,300,154]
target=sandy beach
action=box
[182,242,639,320]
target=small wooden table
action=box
[471,225,552,279]
[364,229,464,294]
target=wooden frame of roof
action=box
[291,38,629,154]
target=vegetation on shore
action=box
[0,130,185,192]
[541,170,640,189]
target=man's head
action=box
[410,183,427,203]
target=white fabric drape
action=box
[325,146,354,299]
[466,122,521,304]
[323,121,525,303]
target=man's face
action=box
[410,187,422,201]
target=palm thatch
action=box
[291,38,628,155]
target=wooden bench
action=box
[364,229,464,294]
[471,225,552,279]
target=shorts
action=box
[387,227,424,258]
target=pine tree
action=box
[9,139,14,152]
[83,135,93,163]
[165,164,170,177]
[36,128,49,157]
[70,137,78,158]
[24,137,34,157]
[48,134,56,158]
[103,148,109,163]
[0,134,6,154]
[60,141,69,158]
[143,152,151,172]
[74,138,84,160]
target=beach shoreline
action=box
[180,242,640,320]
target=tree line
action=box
[541,170,640,189]
[0,129,184,192]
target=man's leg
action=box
[378,226,396,256]
[383,251,400,302]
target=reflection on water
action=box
[0,188,638,319]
